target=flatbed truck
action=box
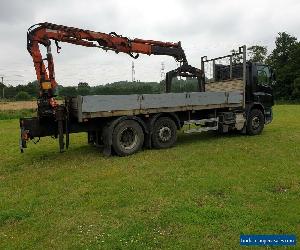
[20,46,274,156]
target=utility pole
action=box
[131,61,136,82]
[160,62,165,81]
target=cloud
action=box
[0,0,300,86]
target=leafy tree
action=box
[78,82,89,88]
[77,82,90,96]
[247,45,267,63]
[77,87,90,96]
[292,77,300,99]
[15,91,31,101]
[58,86,77,97]
[4,85,17,99]
[267,32,299,99]
[25,81,39,97]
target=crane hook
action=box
[129,52,139,59]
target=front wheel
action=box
[152,117,177,149]
[247,109,265,135]
[112,120,144,156]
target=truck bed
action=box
[71,90,244,122]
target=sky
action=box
[0,0,299,86]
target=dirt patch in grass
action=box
[0,100,63,111]
[0,101,37,111]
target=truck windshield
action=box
[257,65,271,85]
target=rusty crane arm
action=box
[27,22,203,115]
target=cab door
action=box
[252,64,274,107]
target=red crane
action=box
[27,22,203,115]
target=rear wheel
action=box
[112,120,144,156]
[152,117,177,149]
[247,109,264,135]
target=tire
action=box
[247,109,265,135]
[152,117,177,149]
[112,120,144,156]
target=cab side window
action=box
[257,66,271,85]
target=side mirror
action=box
[270,68,276,85]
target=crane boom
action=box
[27,22,203,116]
[27,23,187,95]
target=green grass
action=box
[0,109,36,120]
[0,105,299,249]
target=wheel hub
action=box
[120,128,138,150]
[158,126,172,142]
[251,116,260,130]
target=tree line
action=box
[0,79,199,101]
[0,32,299,101]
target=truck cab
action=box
[247,62,274,123]
[212,57,275,126]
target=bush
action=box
[15,91,31,101]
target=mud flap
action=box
[102,125,112,156]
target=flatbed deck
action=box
[71,90,244,121]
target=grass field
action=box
[0,105,299,249]
[0,109,36,120]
